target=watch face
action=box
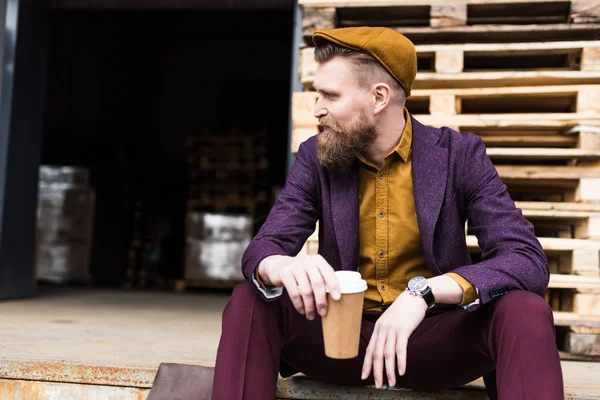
[408,276,428,292]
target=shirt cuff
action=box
[253,268,283,299]
[446,272,479,307]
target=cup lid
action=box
[326,271,367,294]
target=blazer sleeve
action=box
[241,139,321,301]
[450,135,549,309]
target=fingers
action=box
[280,254,337,320]
[280,272,305,316]
[293,269,316,320]
[314,255,341,301]
[361,329,376,381]
[396,334,408,376]
[305,260,328,317]
[371,326,386,388]
[384,333,398,387]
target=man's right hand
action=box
[257,254,341,320]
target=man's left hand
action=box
[361,291,428,388]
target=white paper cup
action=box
[322,271,367,359]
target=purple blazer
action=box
[242,116,549,311]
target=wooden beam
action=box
[573,293,600,316]
[571,178,600,202]
[413,71,600,90]
[577,87,600,114]
[571,0,600,23]
[429,94,460,115]
[434,50,463,74]
[302,7,335,38]
[554,311,600,327]
[582,47,600,72]
[487,148,600,161]
[430,4,466,28]
[495,165,600,180]
[392,24,600,45]
[516,202,600,213]
[480,135,576,148]
[549,274,600,290]
[467,236,600,251]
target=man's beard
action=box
[317,111,377,171]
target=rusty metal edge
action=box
[0,359,160,388]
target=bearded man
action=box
[211,27,563,399]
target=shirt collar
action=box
[357,108,412,166]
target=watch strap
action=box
[421,286,435,309]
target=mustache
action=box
[318,118,340,132]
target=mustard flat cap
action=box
[312,27,417,96]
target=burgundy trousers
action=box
[212,282,564,399]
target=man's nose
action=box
[314,102,327,119]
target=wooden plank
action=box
[549,274,600,290]
[467,236,600,251]
[434,50,463,74]
[390,24,600,45]
[516,202,600,213]
[480,135,577,148]
[582,47,600,71]
[430,4,466,27]
[302,7,336,38]
[573,292,600,316]
[487,148,600,161]
[571,0,600,23]
[554,311,600,328]
[494,165,600,180]
[417,71,600,89]
[496,165,600,180]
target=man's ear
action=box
[373,83,391,115]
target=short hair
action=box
[314,42,406,105]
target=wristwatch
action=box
[406,276,435,309]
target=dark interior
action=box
[43,8,293,286]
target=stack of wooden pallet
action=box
[293,0,600,356]
[185,129,270,216]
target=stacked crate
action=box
[181,129,270,289]
[185,129,270,216]
[36,166,95,284]
[294,0,600,356]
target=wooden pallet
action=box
[299,41,600,90]
[301,0,600,44]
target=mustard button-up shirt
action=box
[358,109,476,311]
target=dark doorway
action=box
[43,8,293,286]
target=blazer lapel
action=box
[411,117,448,274]
[330,165,360,272]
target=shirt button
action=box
[379,174,384,180]
[378,251,384,258]
[379,211,385,218]
[381,284,386,290]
